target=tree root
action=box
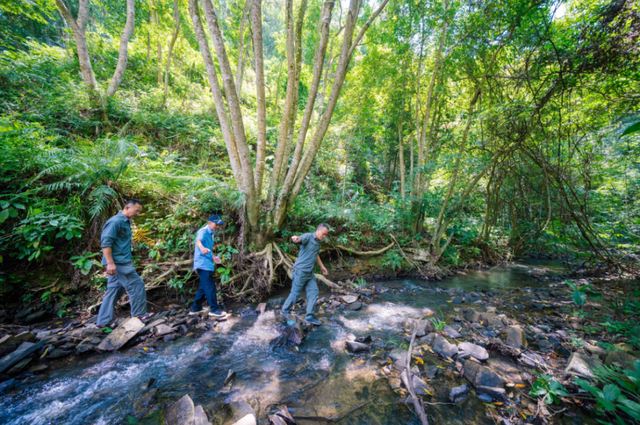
[334,242,394,256]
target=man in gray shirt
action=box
[281,223,330,326]
[96,199,148,327]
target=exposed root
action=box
[335,242,394,256]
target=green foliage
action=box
[217,266,232,285]
[530,374,569,405]
[565,280,602,306]
[430,317,446,332]
[575,360,640,424]
[70,252,102,276]
[382,249,403,271]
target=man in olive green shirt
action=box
[281,223,330,326]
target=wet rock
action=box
[457,342,489,361]
[76,337,102,354]
[0,332,36,357]
[165,394,195,425]
[47,348,72,359]
[443,325,462,339]
[27,363,48,374]
[267,297,285,309]
[506,326,527,349]
[139,319,166,335]
[134,388,158,414]
[585,343,608,359]
[355,335,373,344]
[389,348,409,370]
[164,334,177,343]
[240,309,259,317]
[0,378,15,394]
[464,360,503,388]
[269,323,304,351]
[80,328,103,339]
[340,295,358,304]
[194,405,209,425]
[348,302,363,311]
[0,338,50,374]
[450,384,470,402]
[452,297,463,304]
[565,353,601,378]
[225,369,236,386]
[97,317,145,351]
[605,351,638,370]
[346,341,369,353]
[8,357,32,375]
[477,386,507,401]
[154,324,175,337]
[226,400,256,425]
[432,335,458,358]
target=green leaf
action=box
[103,327,113,333]
[13,203,25,210]
[0,201,9,209]
[587,290,602,300]
[0,209,9,223]
[572,290,587,306]
[598,397,617,412]
[622,120,640,136]
[602,384,620,402]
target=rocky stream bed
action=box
[0,260,638,425]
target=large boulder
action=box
[506,326,527,349]
[432,335,458,358]
[225,400,256,425]
[0,332,36,357]
[193,406,210,425]
[97,317,145,351]
[464,360,503,388]
[457,342,489,361]
[605,351,638,370]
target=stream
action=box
[0,261,591,425]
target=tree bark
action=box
[55,0,98,96]
[236,0,252,97]
[252,0,267,196]
[163,0,181,106]
[106,0,135,98]
[150,1,163,87]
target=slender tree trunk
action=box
[272,56,285,114]
[236,0,252,97]
[55,0,98,97]
[252,0,267,196]
[106,0,135,98]
[163,0,181,106]
[399,113,405,201]
[151,2,163,87]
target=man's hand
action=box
[200,247,211,255]
[106,263,117,276]
[321,266,328,275]
[213,255,222,265]
[291,235,301,244]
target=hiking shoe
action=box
[137,313,154,322]
[305,317,322,326]
[189,307,210,315]
[208,311,228,318]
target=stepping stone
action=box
[506,326,527,349]
[450,384,470,402]
[346,341,369,353]
[464,360,503,388]
[340,295,358,304]
[477,386,507,401]
[0,332,36,357]
[97,317,145,351]
[0,338,50,374]
[165,394,195,425]
[443,325,462,339]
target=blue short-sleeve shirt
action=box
[193,225,215,271]
[293,232,322,274]
[100,211,132,266]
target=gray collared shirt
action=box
[293,232,322,274]
[100,211,133,265]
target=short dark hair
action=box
[318,223,330,231]
[124,199,143,207]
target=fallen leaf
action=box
[515,384,526,388]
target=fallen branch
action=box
[334,242,394,256]
[403,323,429,425]
[314,273,342,290]
[390,234,431,281]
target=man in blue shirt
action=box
[97,199,149,327]
[189,215,227,318]
[281,223,330,326]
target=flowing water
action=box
[0,261,590,425]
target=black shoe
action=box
[305,317,321,326]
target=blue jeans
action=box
[281,269,319,320]
[191,269,222,314]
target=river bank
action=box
[0,260,638,424]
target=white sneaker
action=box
[208,311,228,318]
[189,307,210,315]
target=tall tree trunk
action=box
[236,0,251,97]
[272,56,285,114]
[55,0,98,97]
[163,0,181,106]
[151,2,163,87]
[252,0,267,196]
[399,113,405,201]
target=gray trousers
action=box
[281,269,319,320]
[97,263,147,326]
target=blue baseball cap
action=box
[209,215,225,225]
